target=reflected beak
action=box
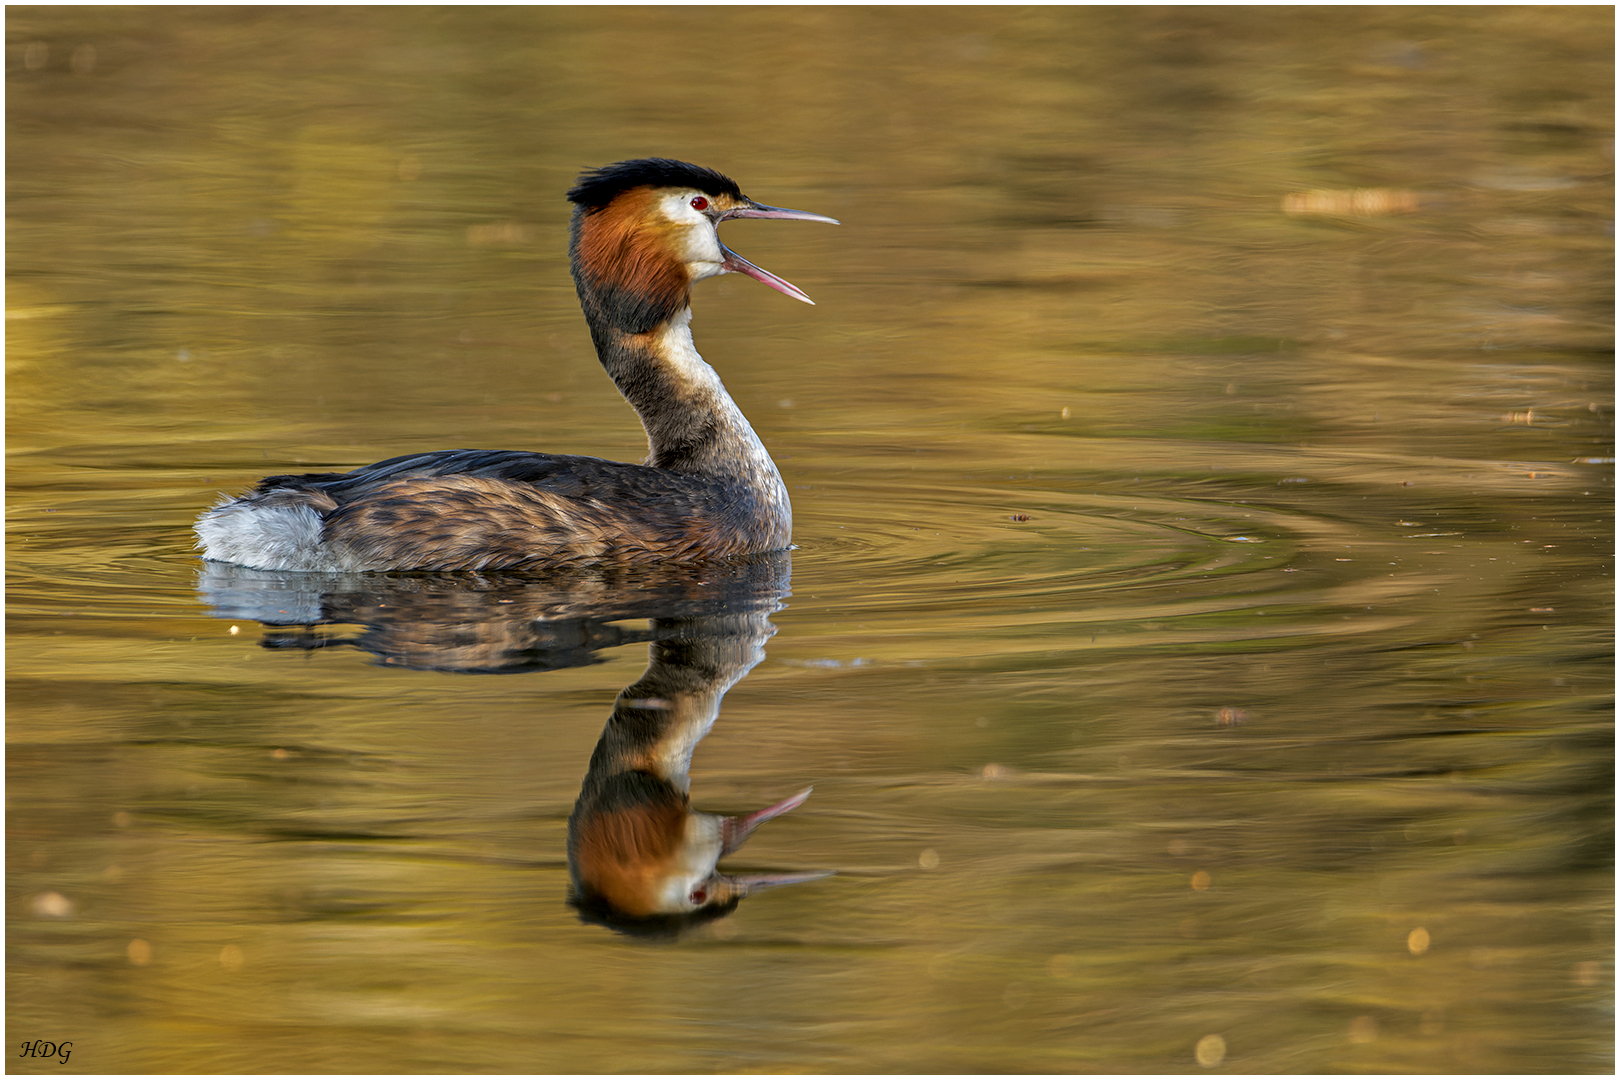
[718,201,839,306]
[715,868,836,901]
[719,786,813,856]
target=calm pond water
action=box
[7,6,1613,1073]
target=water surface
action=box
[8,6,1613,1073]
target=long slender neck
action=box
[568,215,784,483]
[582,310,772,477]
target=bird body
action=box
[195,159,835,572]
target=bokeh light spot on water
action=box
[1190,871,1212,891]
[1348,1015,1379,1044]
[1570,961,1601,987]
[1195,1033,1226,1067]
[31,891,75,918]
[127,939,152,966]
[1407,927,1430,956]
[918,849,940,870]
[1046,953,1076,979]
[219,945,244,971]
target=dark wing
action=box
[256,449,614,496]
[250,451,761,571]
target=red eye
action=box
[690,196,709,211]
[690,888,707,905]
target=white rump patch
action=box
[195,497,345,572]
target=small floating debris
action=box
[1278,477,1309,484]
[1215,707,1248,727]
[1222,535,1265,543]
[1282,187,1419,216]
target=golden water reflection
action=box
[199,555,832,934]
[7,4,1612,1073]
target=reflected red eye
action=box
[690,888,707,905]
[690,196,709,211]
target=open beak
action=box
[718,201,839,306]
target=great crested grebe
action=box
[195,158,837,572]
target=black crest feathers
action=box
[568,158,742,210]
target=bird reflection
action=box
[196,552,831,934]
[567,605,831,935]
[199,554,785,674]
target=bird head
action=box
[568,158,838,333]
[569,783,829,923]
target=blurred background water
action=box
[6,5,1613,1073]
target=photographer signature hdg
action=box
[19,1040,71,1064]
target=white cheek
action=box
[679,226,725,279]
[657,194,725,279]
[655,874,702,912]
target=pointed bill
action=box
[720,786,814,855]
[722,868,836,898]
[723,202,841,225]
[720,244,817,305]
